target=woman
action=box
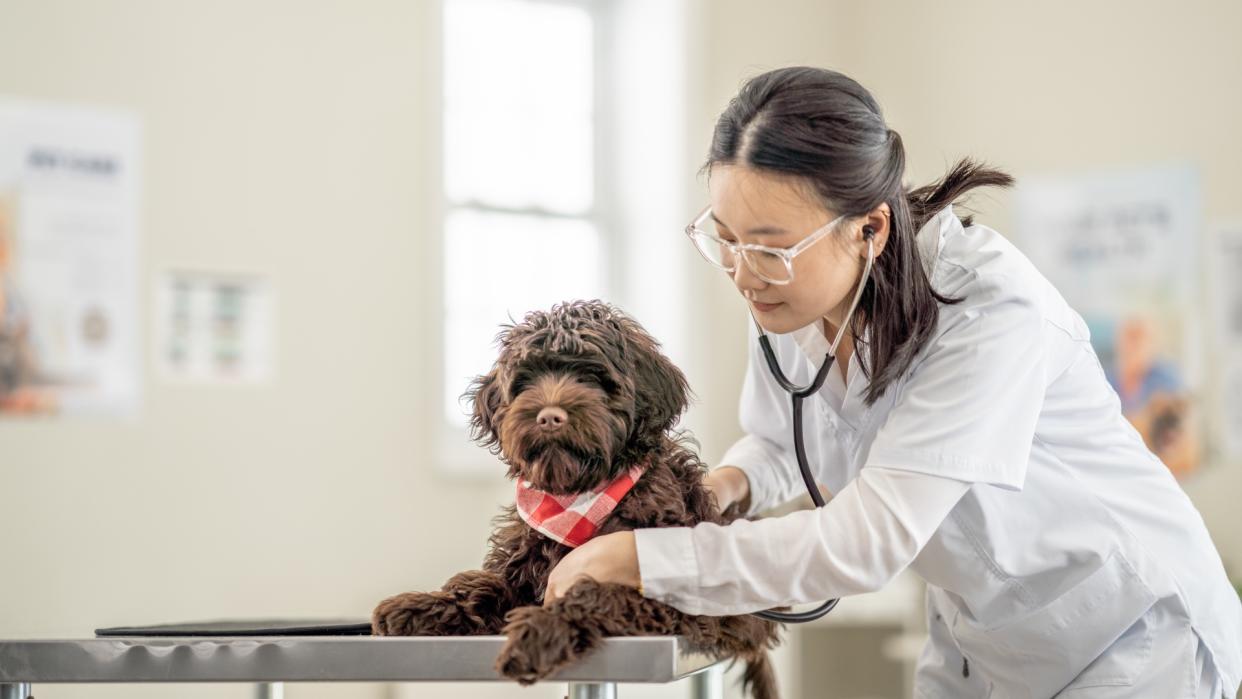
[544,66,1242,698]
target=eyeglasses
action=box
[684,206,849,285]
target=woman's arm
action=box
[702,465,752,514]
[544,466,969,611]
[631,466,971,615]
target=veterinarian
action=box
[543,66,1242,698]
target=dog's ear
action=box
[625,322,691,436]
[465,366,505,451]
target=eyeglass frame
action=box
[683,205,851,285]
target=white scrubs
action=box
[634,205,1242,698]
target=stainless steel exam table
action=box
[0,635,728,699]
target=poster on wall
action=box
[155,270,275,385]
[0,97,141,418]
[1015,165,1203,479]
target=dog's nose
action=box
[536,406,568,429]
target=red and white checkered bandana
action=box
[514,462,647,548]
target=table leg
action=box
[567,681,618,699]
[688,663,724,699]
[0,683,31,699]
[254,682,284,699]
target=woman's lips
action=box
[751,300,782,312]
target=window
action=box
[441,0,608,433]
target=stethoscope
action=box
[750,233,875,624]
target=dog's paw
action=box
[371,591,456,636]
[494,606,578,685]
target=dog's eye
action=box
[579,369,614,392]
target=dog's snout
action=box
[536,406,568,429]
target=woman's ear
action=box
[861,203,891,258]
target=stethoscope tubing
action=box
[748,238,874,624]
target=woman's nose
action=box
[731,258,766,292]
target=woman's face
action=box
[707,163,875,336]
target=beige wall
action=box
[0,1,824,697]
[1,2,1238,698]
[0,2,494,697]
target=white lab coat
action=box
[633,205,1242,697]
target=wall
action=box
[2,2,1238,698]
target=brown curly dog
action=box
[372,300,783,697]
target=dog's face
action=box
[466,301,690,495]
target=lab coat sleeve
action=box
[865,274,1047,490]
[718,320,810,516]
[633,466,971,616]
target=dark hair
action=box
[703,66,1014,405]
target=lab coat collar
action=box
[788,320,867,417]
[916,203,953,281]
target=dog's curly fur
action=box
[372,300,783,697]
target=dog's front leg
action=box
[372,569,517,636]
[495,579,781,698]
[494,577,684,684]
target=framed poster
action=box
[1016,165,1203,478]
[0,97,141,418]
[155,270,275,385]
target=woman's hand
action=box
[543,531,641,607]
[703,466,751,514]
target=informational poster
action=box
[0,97,141,418]
[1210,225,1242,461]
[1015,165,1203,479]
[155,270,275,385]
